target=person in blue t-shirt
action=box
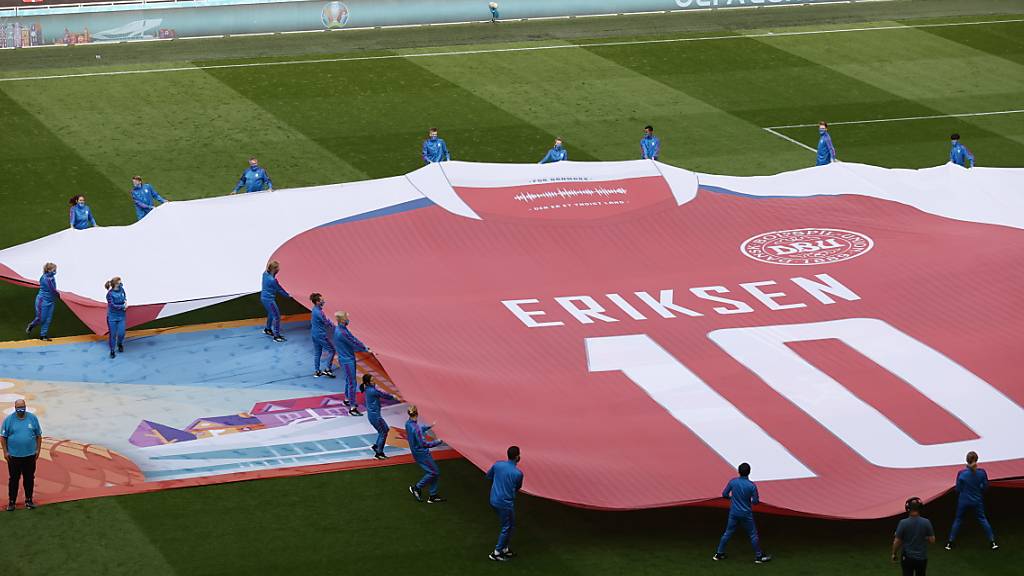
[68,194,98,230]
[487,446,525,562]
[714,462,771,563]
[232,157,274,194]
[261,261,290,342]
[640,125,660,160]
[539,138,568,164]
[422,128,451,164]
[816,121,837,166]
[406,405,445,503]
[361,374,397,459]
[130,176,169,220]
[2,399,42,511]
[105,276,127,358]
[949,133,975,168]
[946,451,998,551]
[25,262,58,341]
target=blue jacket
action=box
[131,183,167,218]
[405,418,441,457]
[955,467,988,505]
[69,203,97,229]
[723,476,759,517]
[641,134,661,159]
[422,137,451,164]
[310,304,334,341]
[106,285,127,319]
[539,145,568,164]
[487,459,524,509]
[950,141,975,168]
[37,271,58,304]
[234,165,273,193]
[816,130,836,165]
[364,385,395,419]
[260,271,289,301]
[332,322,368,363]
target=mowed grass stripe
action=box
[918,21,1024,66]
[406,41,801,174]
[1,70,367,207]
[585,36,1022,169]
[203,57,583,177]
[756,24,1024,147]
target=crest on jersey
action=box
[740,228,874,266]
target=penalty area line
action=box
[768,109,1024,130]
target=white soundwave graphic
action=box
[514,187,627,203]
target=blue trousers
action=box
[107,315,126,352]
[717,513,762,557]
[29,296,55,337]
[949,501,995,542]
[135,206,152,221]
[340,360,358,406]
[369,414,389,453]
[414,453,439,496]
[261,298,280,336]
[312,336,335,371]
[493,505,515,552]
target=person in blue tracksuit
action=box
[309,293,336,378]
[105,276,127,359]
[130,176,169,220]
[261,261,290,342]
[640,125,660,160]
[232,157,274,194]
[422,128,451,164]
[946,451,998,550]
[25,263,58,341]
[949,133,975,168]
[714,462,772,563]
[332,311,371,415]
[362,374,397,459]
[487,446,524,562]
[68,195,97,230]
[816,121,837,166]
[406,405,445,503]
[489,2,500,22]
[539,138,568,164]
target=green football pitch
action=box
[1,0,1023,573]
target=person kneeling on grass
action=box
[362,374,396,460]
[713,462,771,564]
[406,405,445,504]
[487,445,524,562]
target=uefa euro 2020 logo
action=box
[322,1,350,29]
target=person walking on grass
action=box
[949,133,975,168]
[362,374,396,460]
[539,138,568,164]
[69,194,97,230]
[261,261,290,342]
[945,451,998,551]
[406,405,445,503]
[106,276,127,358]
[816,121,837,166]
[332,310,371,415]
[130,175,169,220]
[893,497,935,576]
[2,399,42,512]
[310,293,336,379]
[487,446,524,562]
[232,157,273,194]
[488,2,499,23]
[713,462,772,564]
[25,262,57,342]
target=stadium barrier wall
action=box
[1,0,856,47]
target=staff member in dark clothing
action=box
[1,399,42,511]
[893,497,935,576]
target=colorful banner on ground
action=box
[1,160,1022,516]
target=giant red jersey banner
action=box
[1,160,1022,516]
[273,162,1024,518]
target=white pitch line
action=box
[763,127,817,152]
[0,18,1021,83]
[768,109,1024,129]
